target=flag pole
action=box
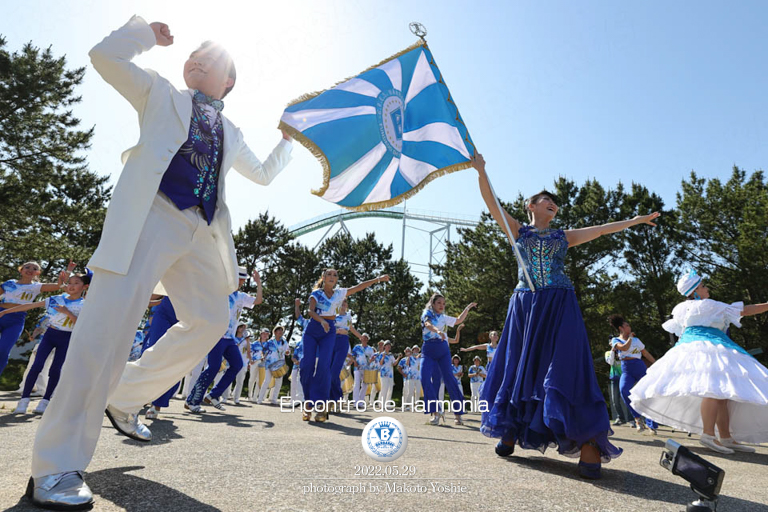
[485,174,536,292]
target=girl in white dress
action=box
[630,270,768,454]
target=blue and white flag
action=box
[280,41,475,211]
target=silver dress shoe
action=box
[105,405,152,442]
[26,471,94,510]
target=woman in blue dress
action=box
[473,153,659,479]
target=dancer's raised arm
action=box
[347,274,389,296]
[472,153,521,239]
[742,302,768,317]
[565,213,660,248]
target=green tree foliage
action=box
[0,37,110,281]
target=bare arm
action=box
[349,325,364,341]
[454,302,478,325]
[294,298,301,319]
[565,213,660,248]
[641,349,655,364]
[448,324,465,344]
[742,303,768,317]
[251,270,263,305]
[613,339,632,351]
[0,301,45,317]
[472,153,521,240]
[460,344,485,352]
[347,275,390,296]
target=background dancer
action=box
[608,315,657,433]
[604,345,631,426]
[375,340,400,407]
[300,269,388,422]
[330,298,364,405]
[461,330,499,366]
[229,327,252,404]
[9,271,90,415]
[474,152,656,479]
[256,325,288,405]
[420,293,474,426]
[451,354,465,399]
[248,329,267,402]
[290,336,304,402]
[351,333,374,407]
[187,268,261,413]
[631,270,768,454]
[468,356,486,410]
[398,346,415,411]
[1,261,74,379]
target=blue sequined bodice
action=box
[514,226,573,291]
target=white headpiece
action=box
[677,269,702,297]
[238,266,248,279]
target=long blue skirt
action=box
[480,288,622,462]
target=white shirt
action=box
[336,311,353,330]
[1,280,44,305]
[44,294,85,332]
[225,291,257,339]
[611,337,645,360]
[310,287,347,316]
[663,299,744,336]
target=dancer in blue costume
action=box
[300,268,388,422]
[473,153,659,479]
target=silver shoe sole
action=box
[104,409,151,443]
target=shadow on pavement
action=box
[507,455,768,511]
[0,413,38,428]
[4,466,220,512]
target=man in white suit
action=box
[26,16,293,510]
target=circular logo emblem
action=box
[376,89,405,157]
[362,416,407,462]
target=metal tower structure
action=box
[288,204,480,281]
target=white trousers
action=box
[290,368,304,401]
[414,379,423,405]
[182,358,206,399]
[378,376,394,406]
[18,344,52,395]
[470,381,482,407]
[247,364,262,401]
[231,365,247,403]
[402,379,415,410]
[32,193,231,478]
[257,369,283,404]
[352,370,365,404]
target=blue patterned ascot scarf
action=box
[158,91,224,224]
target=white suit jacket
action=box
[87,16,291,293]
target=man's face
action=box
[183,46,233,99]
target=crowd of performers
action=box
[2,15,767,511]
[2,263,498,423]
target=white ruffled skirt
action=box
[629,340,768,443]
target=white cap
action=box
[677,269,702,297]
[238,266,248,279]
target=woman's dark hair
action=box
[195,41,237,98]
[70,272,92,286]
[525,190,560,221]
[608,314,626,333]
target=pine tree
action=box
[0,36,110,281]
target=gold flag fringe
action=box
[279,38,473,213]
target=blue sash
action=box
[677,326,751,357]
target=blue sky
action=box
[4,1,767,279]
